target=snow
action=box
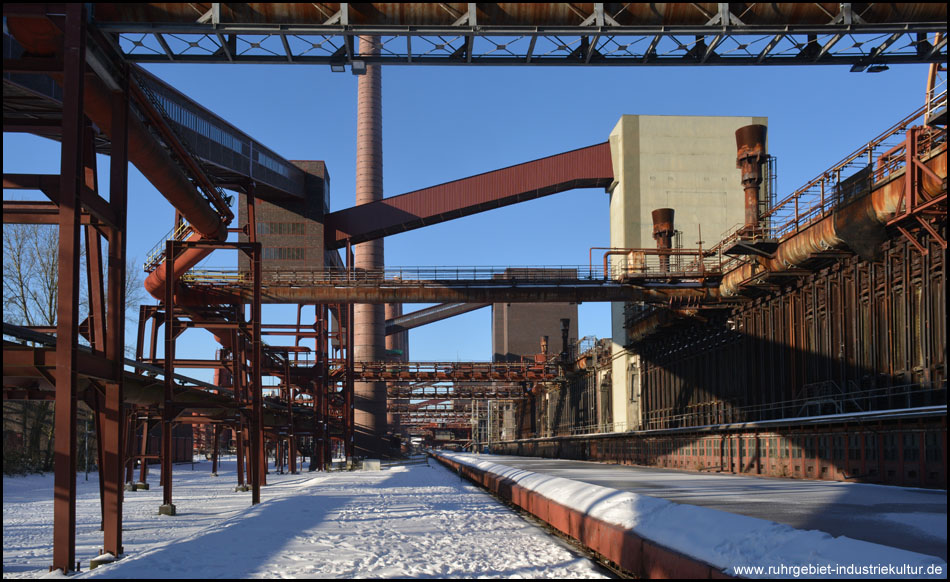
[464,454,948,559]
[2,457,607,579]
[441,452,948,578]
[6,453,946,579]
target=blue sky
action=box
[2,59,934,374]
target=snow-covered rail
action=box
[431,451,947,579]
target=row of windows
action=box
[263,247,305,261]
[257,222,307,235]
[155,92,245,154]
[156,89,292,180]
[255,149,291,178]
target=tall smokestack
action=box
[651,208,675,272]
[735,124,767,232]
[353,36,387,458]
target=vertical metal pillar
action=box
[211,425,220,476]
[232,326,246,489]
[52,4,85,572]
[124,411,135,484]
[160,240,176,515]
[248,188,264,502]
[101,66,129,555]
[319,304,330,470]
[286,358,297,474]
[310,303,328,471]
[82,125,106,352]
[137,416,149,484]
[353,35,387,458]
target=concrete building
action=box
[492,302,578,362]
[607,114,767,431]
[238,161,329,272]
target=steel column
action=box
[160,239,176,514]
[249,237,264,502]
[100,65,130,556]
[52,4,85,572]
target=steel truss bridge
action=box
[87,3,946,68]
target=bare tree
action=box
[3,223,145,328]
[2,222,146,473]
[2,224,59,327]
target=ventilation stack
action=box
[651,208,675,272]
[735,124,768,233]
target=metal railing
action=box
[594,247,722,281]
[715,95,947,255]
[523,382,946,439]
[179,259,733,288]
[143,220,195,272]
[181,265,609,286]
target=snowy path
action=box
[2,458,608,579]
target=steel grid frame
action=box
[96,10,946,68]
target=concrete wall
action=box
[607,115,766,431]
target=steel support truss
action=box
[1,5,130,572]
[88,3,947,68]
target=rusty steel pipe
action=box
[736,125,768,230]
[652,208,675,272]
[721,141,946,296]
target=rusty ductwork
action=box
[651,208,675,272]
[736,125,768,231]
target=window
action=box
[263,247,305,261]
[257,222,306,236]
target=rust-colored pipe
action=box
[736,125,767,230]
[651,208,675,272]
[721,142,946,296]
[143,232,218,299]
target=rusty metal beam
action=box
[386,302,489,335]
[324,143,613,248]
[51,5,84,572]
[173,281,717,306]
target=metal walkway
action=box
[169,263,725,305]
[3,32,308,201]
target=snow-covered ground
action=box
[460,454,949,561]
[2,457,608,579]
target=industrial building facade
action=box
[607,114,768,431]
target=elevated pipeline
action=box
[721,141,946,296]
